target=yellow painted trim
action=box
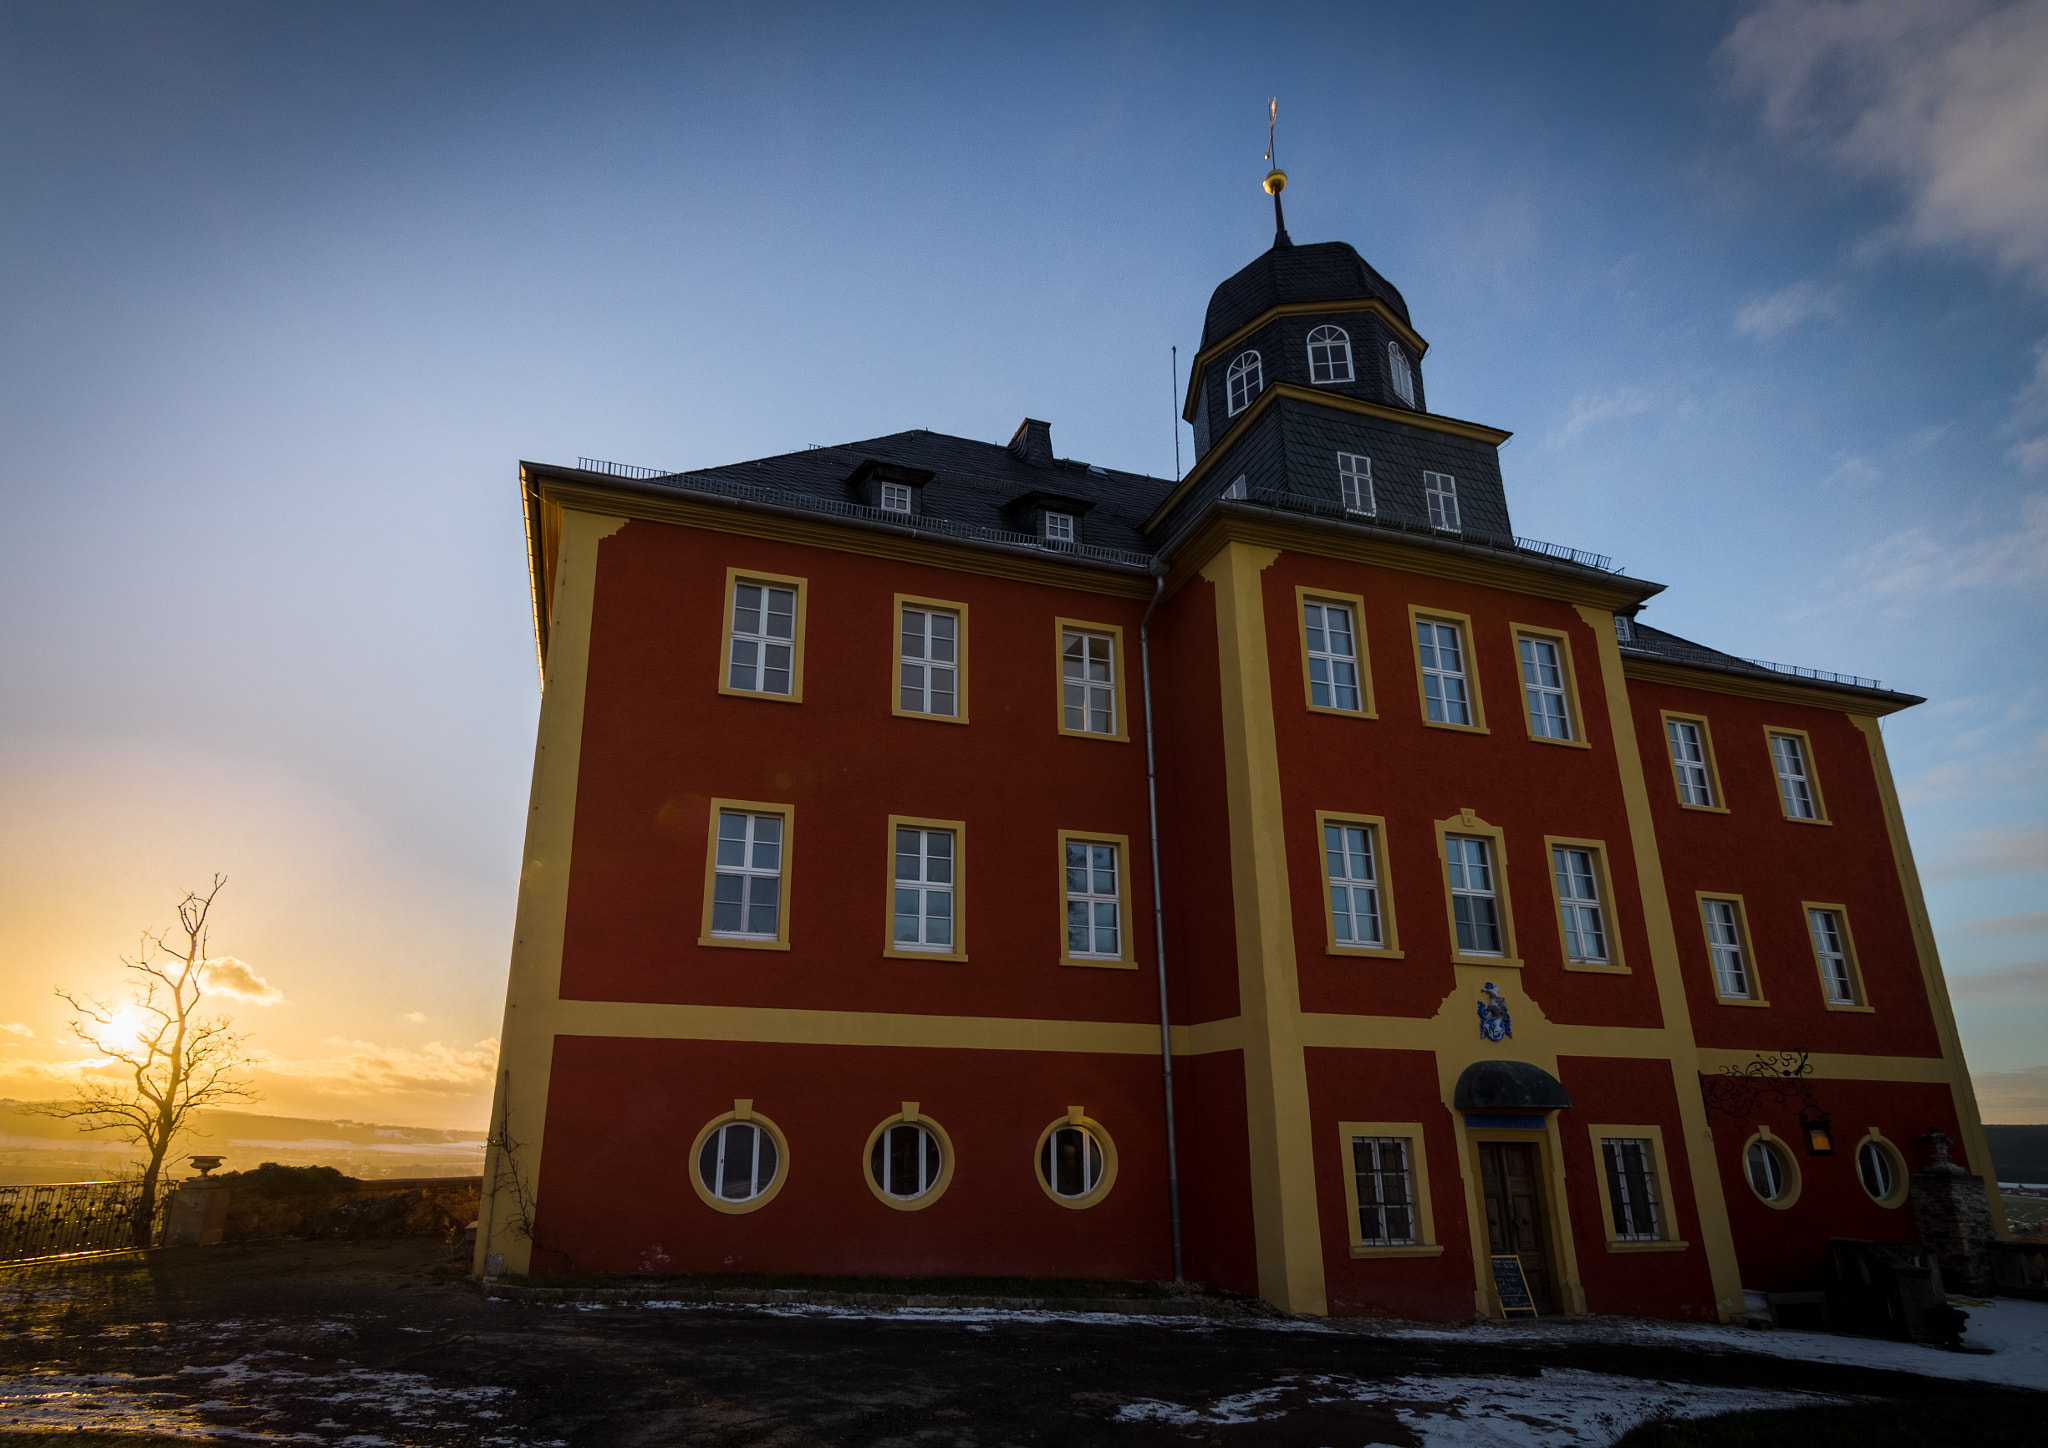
[533,472,1156,602]
[892,594,969,725]
[1621,656,1917,717]
[1585,1124,1685,1249]
[1057,829,1138,970]
[1185,299,1432,418]
[1204,541,1327,1314]
[1510,622,1592,749]
[1313,811,1404,959]
[1799,901,1873,1012]
[883,815,968,963]
[1739,1126,1802,1210]
[476,506,626,1277]
[716,567,808,705]
[1033,1111,1119,1209]
[1851,1127,1911,1209]
[1850,714,2005,1235]
[1407,606,1489,734]
[1573,602,1743,1321]
[1695,891,1768,1006]
[1460,1120,1586,1317]
[699,798,795,950]
[1541,836,1629,975]
[688,1103,793,1214]
[1337,1120,1441,1256]
[1658,710,1730,814]
[1295,586,1378,718]
[860,1105,958,1212]
[1434,810,1523,968]
[1054,617,1132,743]
[1763,725,1831,825]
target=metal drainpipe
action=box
[1139,567,1184,1282]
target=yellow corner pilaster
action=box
[476,507,626,1276]
[1203,542,1328,1314]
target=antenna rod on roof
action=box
[1171,345,1181,481]
[1264,97,1292,247]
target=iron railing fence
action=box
[1226,486,1622,574]
[576,457,671,479]
[1739,657,1884,691]
[0,1180,172,1262]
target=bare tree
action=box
[29,876,258,1245]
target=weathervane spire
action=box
[1263,97,1292,248]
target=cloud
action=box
[401,1012,426,1023]
[1972,1063,2048,1122]
[1734,280,1841,339]
[1844,492,2048,604]
[1554,386,1654,443]
[1927,824,2048,879]
[1824,455,1881,489]
[2012,338,2048,470]
[1722,0,2048,292]
[253,1037,499,1099]
[1949,959,2048,996]
[0,1023,32,1039]
[199,956,286,1006]
[1899,727,2048,803]
[1962,911,2048,935]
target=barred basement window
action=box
[1308,325,1354,384]
[1388,341,1416,407]
[1226,351,1263,415]
[1601,1138,1661,1241]
[1338,453,1373,514]
[1351,1136,1416,1245]
[1325,823,1384,947]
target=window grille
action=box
[1065,841,1121,958]
[1423,472,1460,531]
[1666,721,1715,807]
[1446,837,1503,955]
[1304,601,1362,711]
[1226,351,1263,415]
[879,482,913,513]
[1044,511,1075,543]
[1326,824,1383,946]
[1771,733,1817,818]
[1338,453,1373,513]
[728,582,796,694]
[1601,1138,1661,1240]
[1351,1136,1416,1245]
[1552,847,1608,964]
[1519,636,1572,739]
[1808,908,1855,1003]
[899,607,958,716]
[1061,630,1116,734]
[710,812,783,939]
[893,827,955,951]
[1388,342,1416,406]
[1703,899,1751,997]
[1416,620,1473,725]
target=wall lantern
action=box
[1800,1115,1835,1156]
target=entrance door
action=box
[1478,1142,1555,1314]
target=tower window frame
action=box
[1226,350,1264,415]
[1423,471,1460,531]
[1388,341,1417,407]
[1307,325,1354,384]
[1337,452,1374,514]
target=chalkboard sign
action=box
[1491,1254,1538,1318]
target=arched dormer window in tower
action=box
[1307,326,1353,384]
[1387,341,1416,408]
[1226,351,1263,416]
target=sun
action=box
[96,1008,151,1054]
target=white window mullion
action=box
[1667,721,1714,806]
[1446,836,1503,955]
[1062,630,1116,734]
[728,583,796,694]
[1772,734,1816,818]
[1065,841,1121,958]
[712,811,783,939]
[1416,620,1473,725]
[1518,636,1572,740]
[1338,453,1374,514]
[900,608,958,716]
[1325,824,1383,946]
[1423,472,1459,531]
[1704,899,1750,997]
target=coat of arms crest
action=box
[1477,981,1513,1042]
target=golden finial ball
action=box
[1263,168,1288,195]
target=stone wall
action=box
[222,1176,481,1244]
[1908,1168,1997,1296]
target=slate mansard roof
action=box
[1201,240,1413,351]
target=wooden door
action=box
[1478,1142,1555,1313]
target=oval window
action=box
[698,1120,780,1203]
[1857,1139,1904,1205]
[870,1121,944,1201]
[1743,1136,1800,1208]
[1041,1124,1104,1199]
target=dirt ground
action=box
[0,1240,2036,1446]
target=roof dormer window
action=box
[1044,511,1076,544]
[1307,326,1353,384]
[1388,342,1416,408]
[1226,351,1263,416]
[879,482,913,513]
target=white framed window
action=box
[1226,350,1263,415]
[711,811,784,939]
[879,481,913,513]
[1857,1137,1901,1203]
[1304,601,1363,711]
[1041,1123,1106,1198]
[1388,341,1416,407]
[728,581,797,695]
[1703,898,1751,998]
[1338,452,1373,514]
[1061,629,1116,734]
[1519,636,1573,740]
[1222,475,1247,500]
[1446,836,1503,955]
[1044,511,1075,544]
[1613,613,1636,645]
[893,827,956,951]
[1666,719,1716,807]
[1308,325,1354,384]
[1064,839,1122,959]
[1771,732,1818,819]
[871,1121,944,1200]
[1808,908,1855,1004]
[1746,1138,1788,1202]
[1326,823,1384,947]
[1351,1136,1416,1245]
[899,606,958,717]
[1600,1138,1662,1241]
[698,1119,780,1202]
[1552,847,1608,964]
[1416,619,1473,726]
[1423,471,1459,531]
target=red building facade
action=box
[476,232,2000,1320]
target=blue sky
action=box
[1,0,2043,1125]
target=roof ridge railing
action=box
[1232,486,1622,574]
[1739,658,1883,690]
[578,457,671,479]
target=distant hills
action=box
[0,1100,484,1185]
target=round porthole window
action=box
[690,1106,789,1214]
[1741,1132,1800,1209]
[1856,1135,1907,1207]
[863,1110,954,1211]
[1034,1113,1118,1209]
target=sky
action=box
[0,0,2044,1129]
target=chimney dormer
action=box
[1008,418,1054,468]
